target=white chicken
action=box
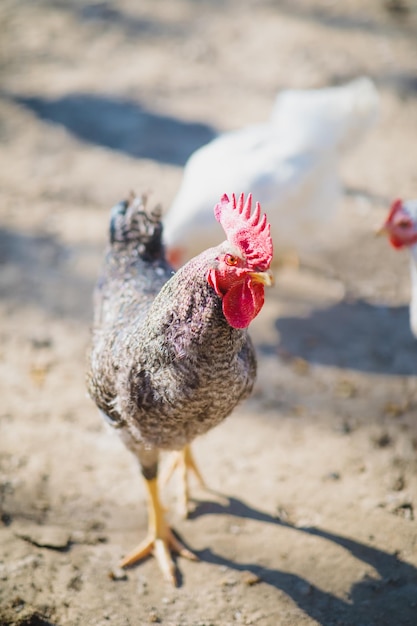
[163,77,379,267]
[379,198,417,337]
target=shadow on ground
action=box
[192,495,417,626]
[0,227,97,321]
[9,93,217,166]
[259,298,417,376]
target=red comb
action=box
[386,198,403,223]
[214,193,273,271]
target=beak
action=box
[249,269,274,287]
[375,223,389,237]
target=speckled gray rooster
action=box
[87,192,273,584]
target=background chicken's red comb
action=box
[386,198,403,223]
[214,193,273,271]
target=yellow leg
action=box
[162,445,207,517]
[120,477,197,585]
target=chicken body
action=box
[163,77,379,266]
[87,195,264,583]
[88,199,256,452]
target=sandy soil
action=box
[1,1,417,625]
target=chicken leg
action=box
[162,444,207,516]
[119,476,197,585]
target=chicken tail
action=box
[109,193,165,260]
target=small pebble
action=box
[391,475,405,492]
[275,506,292,524]
[148,608,161,623]
[15,525,71,550]
[31,336,52,349]
[241,570,261,586]
[292,357,309,375]
[392,502,414,521]
[109,567,128,581]
[324,471,341,481]
[336,380,357,398]
[372,432,392,448]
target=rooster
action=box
[87,192,273,584]
[379,198,417,337]
[163,77,379,267]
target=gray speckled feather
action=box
[87,195,257,457]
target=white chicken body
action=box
[402,200,417,337]
[409,246,417,338]
[381,198,417,339]
[163,77,379,264]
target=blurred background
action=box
[1,2,417,625]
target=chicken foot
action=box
[120,476,197,585]
[162,444,207,517]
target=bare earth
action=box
[1,1,417,625]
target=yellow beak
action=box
[375,224,389,237]
[249,269,274,287]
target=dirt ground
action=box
[1,1,417,625]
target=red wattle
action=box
[222,278,264,329]
[389,236,406,249]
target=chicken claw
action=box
[119,477,197,585]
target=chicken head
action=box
[380,199,417,249]
[207,193,273,329]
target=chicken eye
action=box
[225,254,238,266]
[398,220,411,229]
